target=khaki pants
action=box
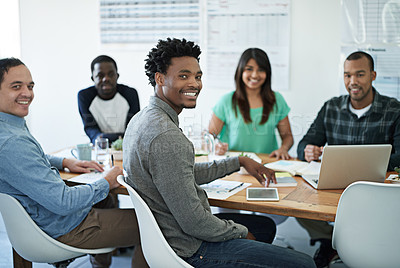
[57,195,148,268]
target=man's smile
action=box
[180,89,200,98]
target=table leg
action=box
[13,248,32,268]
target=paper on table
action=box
[299,161,321,176]
[68,172,105,184]
[265,172,298,187]
[201,179,251,200]
[68,168,127,184]
[265,160,321,176]
[269,176,297,187]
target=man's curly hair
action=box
[145,38,201,87]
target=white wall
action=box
[17,0,342,155]
[0,0,20,58]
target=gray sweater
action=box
[123,96,248,257]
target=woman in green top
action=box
[209,48,294,159]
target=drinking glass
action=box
[95,137,110,166]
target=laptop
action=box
[302,144,392,189]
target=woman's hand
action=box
[269,147,292,160]
[209,113,227,155]
[275,116,294,160]
[215,141,228,155]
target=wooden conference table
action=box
[61,154,349,222]
[11,154,390,268]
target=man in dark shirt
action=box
[296,51,400,268]
[78,55,140,144]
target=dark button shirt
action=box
[297,89,400,170]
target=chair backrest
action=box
[0,193,114,263]
[332,181,400,268]
[117,175,193,268]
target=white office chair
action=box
[117,175,193,268]
[332,181,400,268]
[0,193,115,267]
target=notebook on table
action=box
[302,144,392,190]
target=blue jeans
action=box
[215,213,276,243]
[183,239,316,268]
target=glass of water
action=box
[95,137,110,167]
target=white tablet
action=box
[246,188,279,201]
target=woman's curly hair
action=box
[145,38,201,87]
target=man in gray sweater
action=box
[123,38,316,268]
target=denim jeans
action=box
[215,213,276,243]
[183,239,316,268]
[183,213,316,267]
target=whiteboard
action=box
[99,0,291,92]
[341,0,400,99]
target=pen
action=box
[263,174,268,187]
[228,182,244,192]
[111,154,114,167]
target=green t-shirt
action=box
[213,91,290,154]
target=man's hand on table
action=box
[62,158,104,173]
[304,144,323,162]
[103,166,123,190]
[238,156,276,187]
